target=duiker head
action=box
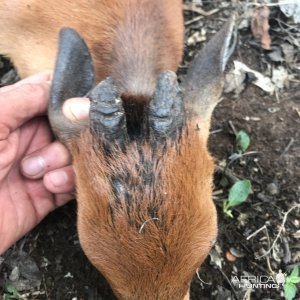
[48,17,236,300]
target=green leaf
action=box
[4,284,20,298]
[290,266,299,278]
[5,285,17,294]
[284,282,297,300]
[223,202,234,218]
[288,276,300,284]
[227,180,251,208]
[236,130,250,153]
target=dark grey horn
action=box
[89,78,127,151]
[48,27,95,144]
[149,71,185,144]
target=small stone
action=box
[41,257,50,268]
[239,160,246,166]
[220,176,229,188]
[268,107,280,113]
[64,272,74,278]
[257,193,268,202]
[267,182,279,195]
[9,266,20,282]
[237,213,248,226]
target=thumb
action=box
[62,97,90,122]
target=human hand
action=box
[0,72,75,254]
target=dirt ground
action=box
[0,1,299,299]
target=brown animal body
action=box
[0,1,235,299]
[0,0,183,96]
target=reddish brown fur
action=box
[0,0,183,96]
[0,1,218,299]
[72,124,216,299]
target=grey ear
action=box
[48,27,95,143]
[183,16,236,128]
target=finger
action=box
[21,141,71,179]
[62,97,90,121]
[44,165,75,194]
[0,82,50,140]
[0,71,52,93]
[54,193,75,208]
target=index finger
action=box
[0,82,50,140]
[0,70,52,93]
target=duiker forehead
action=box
[110,146,163,199]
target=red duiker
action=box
[0,1,236,299]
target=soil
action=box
[0,1,299,300]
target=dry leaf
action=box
[281,43,295,64]
[187,29,206,46]
[228,61,275,94]
[224,70,246,95]
[251,6,271,50]
[272,66,289,90]
[280,2,300,23]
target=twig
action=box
[246,1,299,7]
[247,225,275,274]
[282,237,292,264]
[183,3,220,16]
[210,128,223,135]
[43,274,49,299]
[264,228,275,275]
[213,189,223,196]
[196,268,211,285]
[228,120,238,136]
[227,151,259,170]
[280,138,295,158]
[243,289,252,300]
[185,16,203,26]
[20,291,46,297]
[275,18,300,33]
[215,166,240,183]
[255,204,300,259]
[266,252,274,275]
[246,225,267,240]
[217,267,239,300]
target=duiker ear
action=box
[48,28,95,144]
[183,16,236,134]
